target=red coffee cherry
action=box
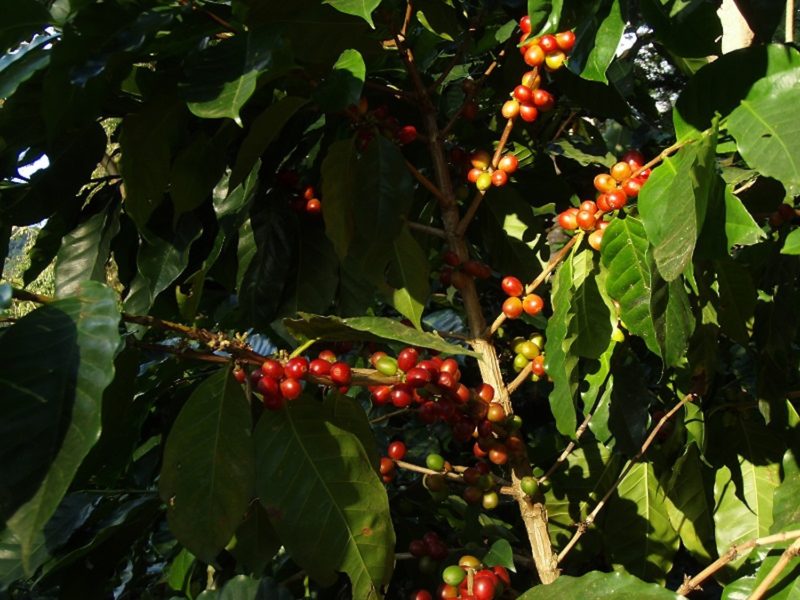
[502,296,524,319]
[498,154,519,174]
[522,293,544,316]
[280,377,303,400]
[501,276,524,297]
[555,30,576,52]
[329,362,351,386]
[518,103,539,122]
[387,440,407,460]
[491,169,508,187]
[557,207,579,230]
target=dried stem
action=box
[394,460,515,495]
[405,159,449,204]
[507,362,533,395]
[678,530,800,596]
[787,0,795,43]
[557,393,696,563]
[369,408,410,424]
[749,538,800,600]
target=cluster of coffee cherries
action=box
[768,203,796,228]
[519,16,576,71]
[511,334,546,381]
[557,150,650,251]
[379,440,407,483]
[233,349,352,411]
[499,276,544,320]
[423,454,504,510]
[348,97,418,150]
[440,250,492,289]
[412,555,511,600]
[466,149,519,191]
[274,171,323,216]
[500,69,554,123]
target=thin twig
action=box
[678,530,800,596]
[749,538,800,600]
[507,362,533,395]
[394,460,515,494]
[369,408,410,424]
[405,159,449,204]
[557,393,696,563]
[401,0,414,37]
[485,235,581,338]
[787,0,795,43]
[407,221,447,238]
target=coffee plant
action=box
[1,0,798,598]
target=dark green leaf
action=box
[385,226,429,330]
[771,450,800,534]
[0,32,54,99]
[578,0,624,83]
[284,313,479,357]
[483,538,515,572]
[323,0,381,27]
[54,202,120,297]
[728,79,800,196]
[170,132,229,219]
[314,49,365,112]
[0,0,51,54]
[571,251,612,359]
[325,391,381,472]
[664,444,716,562]
[230,97,307,190]
[119,96,187,227]
[182,28,292,123]
[674,44,800,139]
[780,228,800,255]
[278,225,339,317]
[582,342,615,445]
[231,503,281,575]
[724,186,766,252]
[544,250,579,437]
[354,136,414,245]
[650,271,694,368]
[159,369,255,562]
[321,138,357,259]
[518,571,681,599]
[640,0,722,57]
[165,548,195,593]
[604,462,679,583]
[527,0,562,36]
[4,282,120,567]
[22,201,83,285]
[416,0,461,40]
[254,397,394,598]
[715,259,756,345]
[638,129,717,281]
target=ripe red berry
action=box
[538,34,558,53]
[576,209,596,230]
[520,15,532,34]
[409,539,427,557]
[442,251,461,267]
[391,386,413,408]
[477,383,494,402]
[498,154,518,174]
[580,200,597,213]
[261,358,283,379]
[531,354,546,376]
[411,590,433,600]
[622,177,643,197]
[502,296,524,319]
[557,208,579,230]
[463,260,491,279]
[305,198,321,215]
[596,193,612,212]
[329,362,351,386]
[303,185,315,201]
[491,170,508,187]
[280,377,303,400]
[318,349,337,363]
[513,85,532,104]
[406,367,432,388]
[606,189,628,210]
[610,161,632,182]
[522,293,544,316]
[397,125,417,144]
[233,367,246,383]
[371,385,391,405]
[387,440,407,460]
[309,358,332,377]
[555,30,576,52]
[257,375,280,398]
[518,103,539,122]
[501,276,524,296]
[523,45,545,67]
[467,167,483,183]
[487,403,506,423]
[473,575,497,600]
[532,88,555,111]
[593,173,617,193]
[621,149,646,170]
[397,347,420,371]
[284,357,309,379]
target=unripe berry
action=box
[501,99,520,119]
[476,172,493,191]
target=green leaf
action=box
[571,255,612,359]
[385,227,429,330]
[722,547,800,600]
[415,0,461,41]
[159,369,255,562]
[638,130,717,281]
[780,228,800,255]
[650,271,694,368]
[124,215,203,318]
[674,44,800,139]
[578,0,624,83]
[284,313,479,357]
[604,462,679,583]
[324,391,381,471]
[715,259,756,345]
[230,96,307,190]
[714,460,780,573]
[170,132,229,219]
[278,225,339,317]
[254,397,394,599]
[483,539,515,572]
[354,136,414,245]
[664,444,716,562]
[182,28,292,123]
[0,32,54,99]
[723,186,766,252]
[230,503,281,576]
[321,138,358,259]
[165,548,195,593]
[0,0,51,54]
[771,450,800,534]
[323,0,381,28]
[315,49,365,112]
[544,251,579,437]
[4,282,120,568]
[54,202,120,297]
[518,571,681,599]
[728,81,800,196]
[640,0,721,57]
[527,0,562,36]
[0,526,49,590]
[119,96,187,227]
[582,343,615,445]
